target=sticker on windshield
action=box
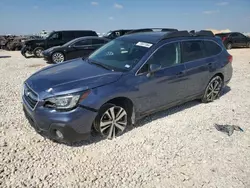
[125,64,130,68]
[136,42,153,48]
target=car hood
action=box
[25,58,123,99]
[43,46,62,54]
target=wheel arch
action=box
[99,96,136,125]
[212,72,224,82]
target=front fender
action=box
[79,81,136,111]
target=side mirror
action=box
[146,64,161,77]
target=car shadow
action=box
[25,55,39,59]
[62,86,231,147]
[0,56,11,58]
[45,61,55,64]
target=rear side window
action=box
[92,39,107,45]
[204,41,222,57]
[84,31,98,36]
[74,31,98,37]
[63,32,75,39]
[182,41,205,62]
[74,39,92,46]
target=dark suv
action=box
[21,30,98,58]
[215,32,250,49]
[22,30,233,144]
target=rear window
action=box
[204,41,222,57]
[63,31,75,39]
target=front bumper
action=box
[22,96,98,143]
[42,53,53,63]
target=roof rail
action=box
[195,30,214,37]
[159,30,215,41]
[125,28,178,35]
[189,30,215,37]
[160,30,190,40]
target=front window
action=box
[88,39,152,71]
[47,32,62,40]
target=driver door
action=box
[134,42,187,115]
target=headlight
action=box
[44,90,90,110]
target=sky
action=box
[0,0,250,35]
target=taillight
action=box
[222,37,227,41]
[228,54,233,63]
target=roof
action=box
[119,32,167,43]
[53,30,96,33]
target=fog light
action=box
[55,130,64,139]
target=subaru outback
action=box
[22,30,233,143]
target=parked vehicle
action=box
[42,36,110,63]
[22,30,233,143]
[103,29,133,40]
[21,30,98,58]
[6,36,26,51]
[215,32,250,49]
[103,28,178,40]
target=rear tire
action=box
[201,75,223,103]
[93,103,128,139]
[34,47,44,58]
[226,42,232,50]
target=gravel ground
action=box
[0,49,250,188]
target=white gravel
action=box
[0,49,250,188]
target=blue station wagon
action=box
[22,30,233,143]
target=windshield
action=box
[88,38,152,71]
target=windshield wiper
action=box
[87,59,114,71]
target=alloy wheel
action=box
[227,43,232,50]
[99,106,127,139]
[52,52,64,63]
[35,49,43,57]
[205,76,223,102]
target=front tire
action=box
[93,103,128,139]
[52,52,65,63]
[34,47,44,58]
[201,75,223,103]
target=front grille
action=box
[23,83,38,109]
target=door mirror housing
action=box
[150,64,161,72]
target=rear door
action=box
[181,40,210,97]
[236,33,248,46]
[67,38,93,59]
